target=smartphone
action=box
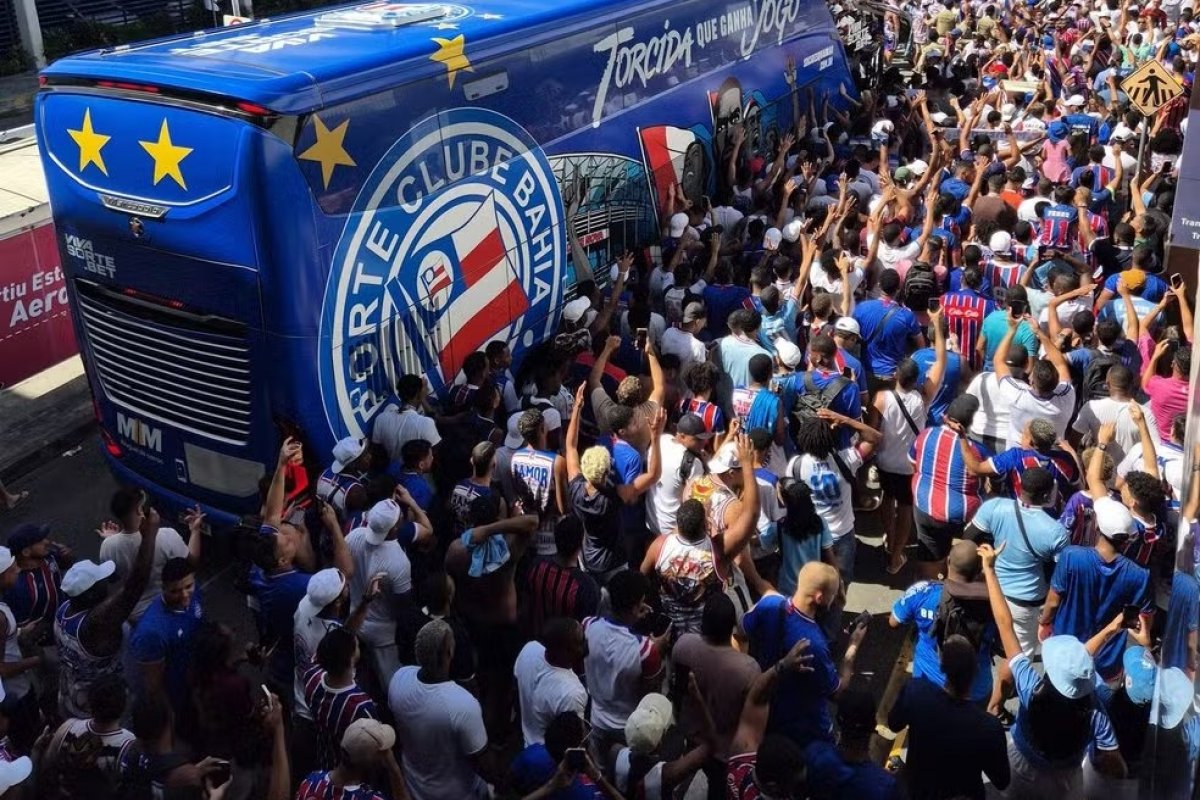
[636,327,648,350]
[769,379,782,394]
[842,367,854,380]
[1122,604,1142,629]
[846,609,871,633]
[210,760,232,788]
[639,611,672,637]
[927,297,941,313]
[565,748,588,772]
[1008,300,1027,319]
[1171,273,1185,289]
[261,684,273,710]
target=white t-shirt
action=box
[513,641,588,747]
[1018,195,1051,225]
[648,435,705,536]
[660,327,708,379]
[99,527,188,623]
[620,311,667,349]
[389,666,489,800]
[371,404,442,463]
[1003,377,1076,449]
[789,447,861,538]
[809,266,864,314]
[583,616,662,734]
[966,372,1013,441]
[1118,441,1185,512]
[346,529,412,647]
[292,612,342,721]
[877,389,927,475]
[1072,398,1160,466]
[711,205,745,230]
[1037,297,1091,333]
[868,236,921,297]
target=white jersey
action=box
[877,389,926,475]
[510,447,560,555]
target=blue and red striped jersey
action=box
[3,554,61,626]
[941,289,996,370]
[1038,204,1079,250]
[1121,515,1165,567]
[909,427,990,523]
[679,397,727,434]
[989,448,1081,517]
[984,259,1025,307]
[302,665,379,769]
[296,771,387,800]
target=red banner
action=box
[0,223,77,388]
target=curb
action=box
[0,418,97,484]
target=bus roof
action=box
[41,0,656,114]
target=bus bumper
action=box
[100,444,247,531]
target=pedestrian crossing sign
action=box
[1121,60,1185,118]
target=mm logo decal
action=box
[116,412,162,452]
[318,107,566,440]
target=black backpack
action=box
[931,584,992,654]
[1080,349,1121,403]
[902,262,938,309]
[794,371,850,419]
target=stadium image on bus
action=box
[35,0,855,525]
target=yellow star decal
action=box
[67,109,111,176]
[139,120,193,189]
[430,34,473,89]
[298,116,356,190]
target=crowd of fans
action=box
[0,0,1199,798]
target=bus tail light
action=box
[100,427,123,458]
[96,80,161,94]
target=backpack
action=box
[46,728,119,800]
[931,584,992,654]
[902,261,938,309]
[1080,349,1121,403]
[794,372,850,419]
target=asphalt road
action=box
[0,425,912,713]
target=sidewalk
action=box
[0,72,38,130]
[0,356,95,480]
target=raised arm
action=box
[1088,423,1117,498]
[923,307,948,405]
[979,542,1023,660]
[1128,404,1158,480]
[1142,339,1171,392]
[565,383,585,481]
[1030,318,1072,383]
[262,438,303,529]
[729,638,813,755]
[718,435,761,563]
[589,252,632,337]
[992,313,1019,380]
[645,339,666,407]
[85,520,159,642]
[588,335,621,393]
[617,408,667,502]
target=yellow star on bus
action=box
[298,116,356,190]
[139,120,193,189]
[430,34,472,89]
[67,109,111,176]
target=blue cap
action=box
[1048,120,1069,143]
[6,523,48,554]
[1123,646,1157,705]
[1042,33,1055,47]
[1159,667,1193,729]
[1043,635,1096,699]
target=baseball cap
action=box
[907,159,929,177]
[930,112,950,126]
[782,219,805,243]
[6,523,48,554]
[709,442,740,474]
[676,413,713,440]
[763,227,783,251]
[1042,635,1096,699]
[872,119,894,138]
[342,718,396,763]
[834,317,861,337]
[776,337,804,368]
[625,693,674,754]
[989,230,1013,254]
[669,212,689,238]
[365,499,401,545]
[1065,94,1085,107]
[1000,103,1018,121]
[504,412,524,449]
[297,568,346,621]
[562,296,593,324]
[893,166,913,183]
[61,559,117,598]
[1123,645,1157,705]
[1093,497,1135,540]
[1110,123,1135,142]
[1048,120,1069,143]
[331,437,366,474]
[0,757,31,793]
[1121,268,1147,292]
[0,546,13,575]
[682,302,707,324]
[1159,667,1193,729]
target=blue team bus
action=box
[35,0,855,524]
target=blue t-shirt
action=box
[742,595,838,745]
[892,581,996,702]
[394,471,435,511]
[1163,570,1200,672]
[979,310,1038,369]
[130,589,204,710]
[802,740,903,800]
[611,438,644,531]
[703,284,752,337]
[1050,546,1150,678]
[1102,272,1167,303]
[778,520,834,598]
[759,298,800,348]
[939,176,971,203]
[836,348,869,394]
[1099,292,1160,330]
[509,744,604,800]
[853,299,921,378]
[1009,653,1118,770]
[912,348,961,425]
[970,499,1069,602]
[248,566,312,682]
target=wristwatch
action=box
[1097,444,1108,451]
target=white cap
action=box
[562,296,593,324]
[907,159,929,177]
[625,693,674,754]
[1065,94,1086,107]
[61,560,116,597]
[834,316,861,337]
[930,111,950,125]
[1093,497,1135,540]
[710,442,740,474]
[331,437,366,475]
[781,219,804,243]
[1000,103,1017,120]
[763,228,783,251]
[872,119,894,138]
[1109,123,1135,142]
[342,718,397,763]
[989,230,1013,254]
[669,212,689,238]
[504,412,524,449]
[0,757,32,793]
[775,337,804,368]
[0,546,14,575]
[365,499,401,545]
[296,568,346,621]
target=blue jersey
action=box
[912,348,960,425]
[1103,271,1167,303]
[892,580,996,701]
[941,289,995,371]
[1162,568,1200,672]
[852,298,921,378]
[130,590,204,714]
[1038,203,1078,249]
[4,554,62,626]
[1050,546,1150,679]
[449,480,493,535]
[248,566,312,683]
[989,448,1080,516]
